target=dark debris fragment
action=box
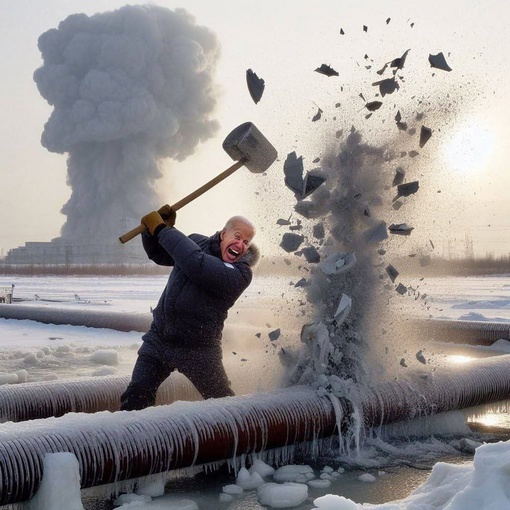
[391,49,410,70]
[280,233,304,252]
[428,52,452,71]
[419,126,433,148]
[386,264,399,283]
[246,69,265,104]
[312,107,323,122]
[283,152,304,195]
[302,246,321,264]
[269,329,281,341]
[396,283,408,295]
[372,77,400,97]
[392,167,405,186]
[397,181,419,197]
[366,101,383,112]
[315,64,339,77]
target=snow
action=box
[1,275,510,509]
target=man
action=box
[120,207,259,411]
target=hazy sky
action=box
[1,0,509,257]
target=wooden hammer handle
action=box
[119,159,246,245]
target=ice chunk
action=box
[223,484,244,494]
[334,294,352,325]
[219,493,234,503]
[236,467,265,490]
[91,349,119,366]
[274,465,314,482]
[249,459,276,478]
[313,494,358,509]
[318,252,356,275]
[358,473,377,482]
[28,453,84,510]
[308,479,331,489]
[258,482,308,508]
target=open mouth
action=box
[228,247,240,259]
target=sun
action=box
[443,123,493,176]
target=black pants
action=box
[120,335,234,411]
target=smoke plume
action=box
[33,5,220,242]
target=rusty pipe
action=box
[1,355,510,505]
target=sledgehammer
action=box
[119,122,277,244]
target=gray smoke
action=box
[34,5,220,242]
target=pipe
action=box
[3,306,507,347]
[0,372,202,423]
[1,355,510,505]
[0,304,151,332]
[413,319,510,345]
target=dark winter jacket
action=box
[142,227,260,348]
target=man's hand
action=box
[157,204,177,227]
[141,211,166,236]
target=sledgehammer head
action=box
[222,122,277,173]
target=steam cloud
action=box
[34,5,220,242]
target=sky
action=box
[1,0,510,257]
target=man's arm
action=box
[157,228,252,298]
[141,231,175,266]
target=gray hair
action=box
[223,215,256,235]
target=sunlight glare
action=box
[447,355,475,364]
[444,123,493,175]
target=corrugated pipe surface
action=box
[413,319,510,345]
[0,372,202,423]
[1,355,510,505]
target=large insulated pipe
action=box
[413,319,510,345]
[1,355,510,505]
[0,304,151,332]
[0,373,202,423]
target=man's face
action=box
[220,222,255,263]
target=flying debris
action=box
[386,17,391,24]
[416,350,427,364]
[372,77,400,96]
[376,63,388,75]
[408,150,419,158]
[312,107,323,122]
[429,52,452,71]
[319,252,357,275]
[280,233,304,252]
[400,358,408,367]
[313,222,325,239]
[340,28,345,35]
[363,25,368,32]
[268,329,281,341]
[396,283,408,295]
[390,49,410,70]
[385,264,399,283]
[246,69,265,104]
[389,223,414,235]
[334,294,352,325]
[294,278,311,288]
[392,167,405,186]
[366,221,388,244]
[302,246,321,264]
[397,181,419,197]
[419,126,433,147]
[315,64,339,77]
[302,172,327,198]
[395,111,408,131]
[276,216,292,226]
[283,152,304,195]
[365,101,383,112]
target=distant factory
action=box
[2,237,147,266]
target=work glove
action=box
[157,204,177,227]
[141,211,166,236]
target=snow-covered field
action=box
[1,273,510,509]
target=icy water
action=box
[2,274,510,507]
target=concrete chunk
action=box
[280,233,304,252]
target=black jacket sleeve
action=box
[141,230,175,266]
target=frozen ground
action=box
[1,274,510,509]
